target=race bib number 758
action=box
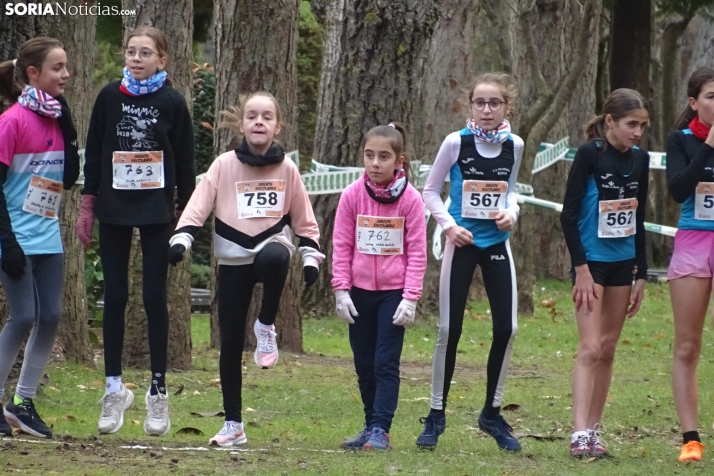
[236,180,286,219]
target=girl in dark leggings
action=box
[76,26,196,437]
[0,37,79,439]
[169,92,324,447]
[417,73,523,452]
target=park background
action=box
[2,0,714,474]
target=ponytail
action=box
[584,115,607,141]
[362,122,413,180]
[0,37,64,106]
[675,67,714,130]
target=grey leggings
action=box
[0,253,64,400]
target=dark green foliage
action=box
[297,0,322,162]
[655,0,714,18]
[190,64,216,267]
[190,263,212,289]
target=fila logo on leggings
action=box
[490,254,505,260]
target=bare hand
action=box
[706,122,714,147]
[494,211,515,231]
[572,265,599,313]
[445,225,473,247]
[626,279,646,318]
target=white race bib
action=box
[22,175,63,219]
[112,151,165,190]
[695,182,714,220]
[356,215,404,255]
[236,180,286,219]
[461,180,508,219]
[598,198,637,238]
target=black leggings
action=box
[218,242,290,422]
[429,239,518,413]
[100,221,173,378]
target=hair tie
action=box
[388,123,395,128]
[12,58,17,67]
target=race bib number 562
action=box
[598,198,637,238]
[236,180,286,219]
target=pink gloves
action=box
[75,194,96,250]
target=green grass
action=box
[1,279,713,474]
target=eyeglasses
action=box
[124,48,159,60]
[471,99,506,111]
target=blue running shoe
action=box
[0,411,12,436]
[416,414,446,449]
[363,426,391,451]
[478,412,521,452]
[340,424,370,450]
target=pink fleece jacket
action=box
[331,174,427,300]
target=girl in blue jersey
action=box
[0,37,80,439]
[560,89,649,459]
[417,73,523,452]
[667,67,714,463]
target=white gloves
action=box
[393,299,417,327]
[335,290,358,324]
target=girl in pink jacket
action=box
[332,123,427,451]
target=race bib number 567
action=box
[461,180,508,219]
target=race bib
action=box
[23,175,63,219]
[112,151,164,190]
[695,182,714,220]
[356,215,404,255]
[461,180,508,219]
[598,198,637,238]
[236,180,286,219]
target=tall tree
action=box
[209,0,302,352]
[121,0,194,370]
[304,0,440,316]
[610,0,652,96]
[483,0,601,313]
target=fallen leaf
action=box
[655,333,665,340]
[522,434,566,441]
[190,411,225,418]
[174,384,185,395]
[175,427,204,436]
[193,390,201,395]
[124,383,138,390]
[541,298,556,308]
[91,381,103,387]
[63,414,77,421]
[131,419,140,425]
[294,360,302,367]
[503,404,520,412]
[642,343,652,348]
[245,407,256,412]
[209,378,221,387]
[351,393,361,404]
[583,456,597,463]
[606,397,613,402]
[76,385,87,390]
[49,386,60,392]
[621,339,631,345]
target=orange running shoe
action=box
[678,440,704,462]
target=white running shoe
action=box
[209,420,247,447]
[254,320,279,368]
[97,386,134,435]
[144,391,170,436]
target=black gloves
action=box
[168,244,186,266]
[303,265,318,287]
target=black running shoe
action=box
[0,410,12,436]
[416,414,446,449]
[4,398,52,438]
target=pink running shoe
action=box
[254,320,279,368]
[209,421,247,447]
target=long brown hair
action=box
[218,91,283,144]
[585,88,648,141]
[124,26,175,87]
[467,72,519,120]
[0,37,64,104]
[674,67,714,130]
[361,123,412,178]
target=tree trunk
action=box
[304,0,439,317]
[47,6,96,365]
[121,0,194,370]
[609,0,651,95]
[211,0,303,352]
[508,0,601,314]
[416,0,481,313]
